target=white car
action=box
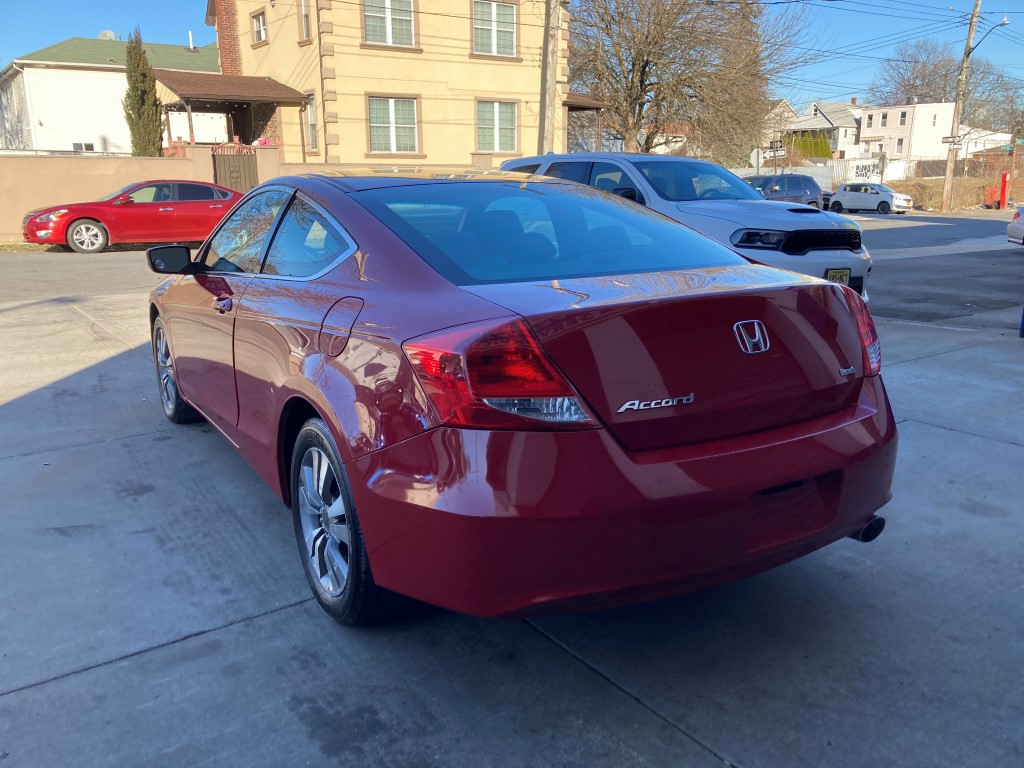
[1008,207,1024,245]
[502,153,872,296]
[829,183,912,215]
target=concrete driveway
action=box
[1,237,1021,767]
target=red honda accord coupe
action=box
[22,180,242,253]
[146,170,897,625]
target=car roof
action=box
[295,167,537,192]
[509,152,717,165]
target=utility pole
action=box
[537,0,561,154]
[941,0,983,212]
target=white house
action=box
[858,103,1009,161]
[784,101,864,158]
[0,36,225,153]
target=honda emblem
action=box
[733,320,770,354]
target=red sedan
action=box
[146,171,897,625]
[22,180,241,253]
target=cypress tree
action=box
[122,28,163,157]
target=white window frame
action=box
[306,93,319,151]
[369,97,418,153]
[252,11,268,44]
[364,0,415,47]
[880,112,888,127]
[899,110,907,127]
[896,138,904,153]
[473,1,516,57]
[866,114,873,128]
[477,100,517,152]
[300,0,312,40]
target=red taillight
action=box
[403,317,596,430]
[1013,210,1020,223]
[841,286,881,376]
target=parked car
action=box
[146,170,897,625]
[503,153,872,297]
[744,173,826,208]
[22,180,242,253]
[828,183,912,215]
[1008,207,1024,245]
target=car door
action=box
[174,182,231,241]
[780,176,805,203]
[110,182,176,241]
[164,188,293,439]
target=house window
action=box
[812,106,819,116]
[877,143,884,153]
[477,101,516,152]
[306,93,318,151]
[364,0,414,47]
[897,138,904,153]
[251,10,268,45]
[72,142,95,152]
[843,129,848,139]
[899,110,907,127]
[933,114,937,127]
[369,96,418,153]
[866,114,873,128]
[300,0,312,40]
[880,112,888,127]
[473,1,516,57]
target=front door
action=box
[174,182,230,241]
[113,182,176,241]
[166,188,292,438]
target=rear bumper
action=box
[349,377,898,617]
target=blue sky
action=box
[2,0,1022,112]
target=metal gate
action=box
[212,143,258,193]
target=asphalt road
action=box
[1,214,1022,767]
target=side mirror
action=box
[114,196,135,205]
[613,187,645,205]
[147,244,192,274]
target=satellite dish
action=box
[98,30,116,40]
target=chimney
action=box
[211,0,243,76]
[851,97,858,106]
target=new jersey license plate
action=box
[826,269,851,285]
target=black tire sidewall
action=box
[830,201,843,213]
[152,316,200,423]
[290,418,374,624]
[68,220,107,254]
[878,202,890,214]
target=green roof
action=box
[16,38,219,73]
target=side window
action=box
[203,189,292,274]
[505,163,540,174]
[589,162,636,193]
[177,183,217,201]
[544,161,589,184]
[783,177,803,192]
[263,196,355,278]
[215,188,234,200]
[129,183,173,203]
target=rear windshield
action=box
[351,181,746,285]
[629,159,763,202]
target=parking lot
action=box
[1,212,1022,767]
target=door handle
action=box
[209,204,223,209]
[159,207,174,212]
[214,296,233,312]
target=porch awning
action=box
[154,69,308,108]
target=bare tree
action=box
[569,0,816,161]
[867,38,1021,130]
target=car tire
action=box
[830,201,843,213]
[152,317,202,424]
[67,219,108,254]
[877,201,891,215]
[290,418,395,626]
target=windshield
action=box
[99,184,138,201]
[745,176,772,191]
[629,159,764,202]
[352,181,746,286]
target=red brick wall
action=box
[213,0,243,76]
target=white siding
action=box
[0,71,32,149]
[24,67,132,153]
[907,103,955,161]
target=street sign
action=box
[1017,139,1024,145]
[749,148,764,168]
[768,140,783,150]
[948,144,962,150]
[763,148,787,160]
[1000,144,1014,150]
[942,136,959,143]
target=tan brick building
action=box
[204,0,571,165]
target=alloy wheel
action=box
[297,447,350,597]
[72,223,104,251]
[154,324,177,414]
